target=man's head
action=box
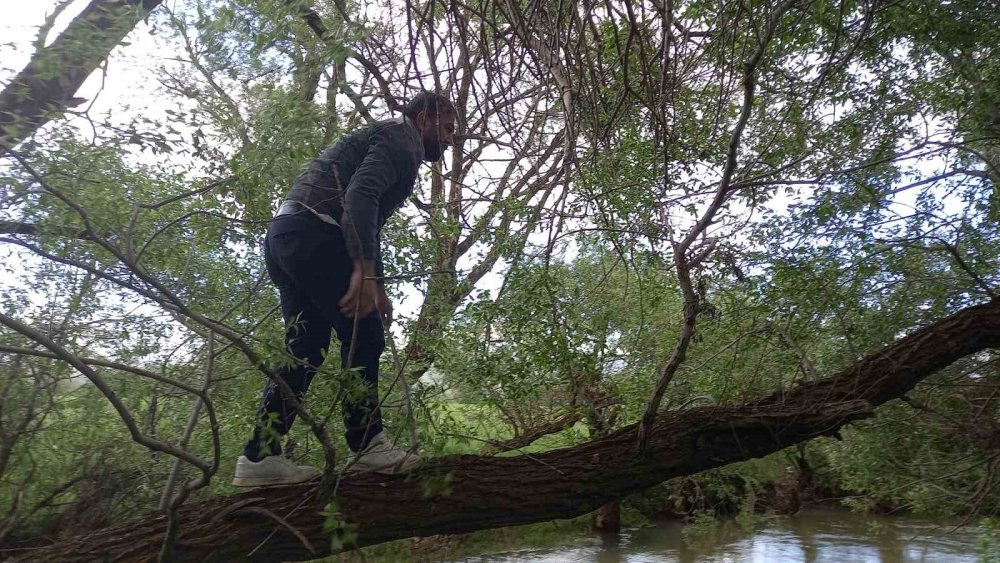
[403,92,456,162]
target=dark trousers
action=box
[245,212,385,459]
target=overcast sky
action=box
[2,1,201,156]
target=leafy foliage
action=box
[1,0,999,553]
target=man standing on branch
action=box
[233,92,456,486]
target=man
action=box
[233,92,456,486]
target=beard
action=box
[423,138,444,161]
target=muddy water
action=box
[464,509,983,562]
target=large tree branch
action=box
[0,0,164,152]
[21,298,1000,562]
[638,0,799,443]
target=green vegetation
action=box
[1,0,999,557]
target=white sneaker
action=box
[344,432,421,474]
[232,455,322,487]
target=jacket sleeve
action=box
[375,229,385,281]
[340,125,413,264]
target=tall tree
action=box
[2,0,1000,557]
[0,0,164,152]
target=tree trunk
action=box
[18,298,1000,562]
[0,0,163,152]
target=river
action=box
[461,509,985,562]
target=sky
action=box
[1,0,201,277]
[2,0,179,136]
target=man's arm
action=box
[338,124,414,318]
[340,125,412,265]
[375,229,385,281]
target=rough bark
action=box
[17,298,1000,562]
[0,0,163,152]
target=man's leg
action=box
[273,230,416,470]
[245,222,334,459]
[331,312,386,452]
[240,213,416,475]
[244,297,332,461]
[255,215,389,453]
[233,219,334,485]
[334,310,420,473]
[279,255,387,452]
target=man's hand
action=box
[375,283,393,327]
[339,260,377,318]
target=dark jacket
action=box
[284,116,424,273]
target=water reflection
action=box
[465,509,981,563]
